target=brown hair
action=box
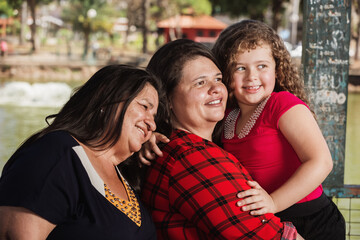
[212,19,310,109]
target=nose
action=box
[208,81,222,94]
[145,114,156,132]
[246,67,258,81]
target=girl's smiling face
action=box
[231,43,276,110]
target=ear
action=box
[168,96,173,110]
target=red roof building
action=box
[0,18,14,38]
[157,15,227,46]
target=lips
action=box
[206,98,222,105]
[243,85,260,90]
[136,125,146,137]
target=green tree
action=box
[210,0,290,30]
[210,0,268,20]
[62,0,117,58]
[9,0,53,52]
[0,0,15,17]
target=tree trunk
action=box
[141,0,149,53]
[20,1,27,45]
[83,29,90,59]
[27,0,37,52]
[355,0,360,60]
[271,0,283,31]
[355,34,359,60]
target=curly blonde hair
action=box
[212,19,310,109]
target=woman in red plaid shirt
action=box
[141,39,303,239]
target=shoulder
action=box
[271,91,296,101]
[268,91,308,113]
[3,131,78,175]
[0,131,82,223]
[166,130,223,157]
[265,92,309,127]
[35,131,78,148]
[271,91,305,104]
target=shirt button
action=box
[261,219,268,223]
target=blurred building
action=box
[0,17,14,38]
[157,15,227,48]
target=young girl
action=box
[212,19,345,239]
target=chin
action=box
[129,145,142,155]
[213,113,225,121]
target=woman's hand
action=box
[139,132,170,166]
[236,181,276,215]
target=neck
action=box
[75,139,129,167]
[238,105,259,121]
[173,121,215,141]
[238,95,271,116]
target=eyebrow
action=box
[237,59,272,64]
[192,72,222,82]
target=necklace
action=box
[224,95,271,139]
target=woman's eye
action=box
[258,64,266,69]
[195,80,205,86]
[215,77,222,82]
[142,104,148,110]
[237,66,245,71]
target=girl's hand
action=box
[297,233,304,240]
[139,132,170,166]
[236,181,276,215]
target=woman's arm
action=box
[271,104,333,213]
[0,206,55,240]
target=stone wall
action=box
[0,64,101,82]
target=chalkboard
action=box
[302,0,351,195]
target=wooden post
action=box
[302,0,359,197]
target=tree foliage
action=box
[151,0,212,20]
[209,0,290,30]
[62,0,118,56]
[0,0,16,17]
[210,0,269,20]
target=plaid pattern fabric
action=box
[142,130,295,239]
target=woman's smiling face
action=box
[170,56,227,134]
[118,83,159,156]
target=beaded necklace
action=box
[224,95,271,139]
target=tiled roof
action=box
[157,15,227,29]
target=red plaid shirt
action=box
[142,130,297,239]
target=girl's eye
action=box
[258,64,266,69]
[215,77,222,82]
[237,66,245,71]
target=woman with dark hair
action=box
[0,65,160,239]
[141,39,302,239]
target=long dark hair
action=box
[146,39,223,142]
[4,64,163,191]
